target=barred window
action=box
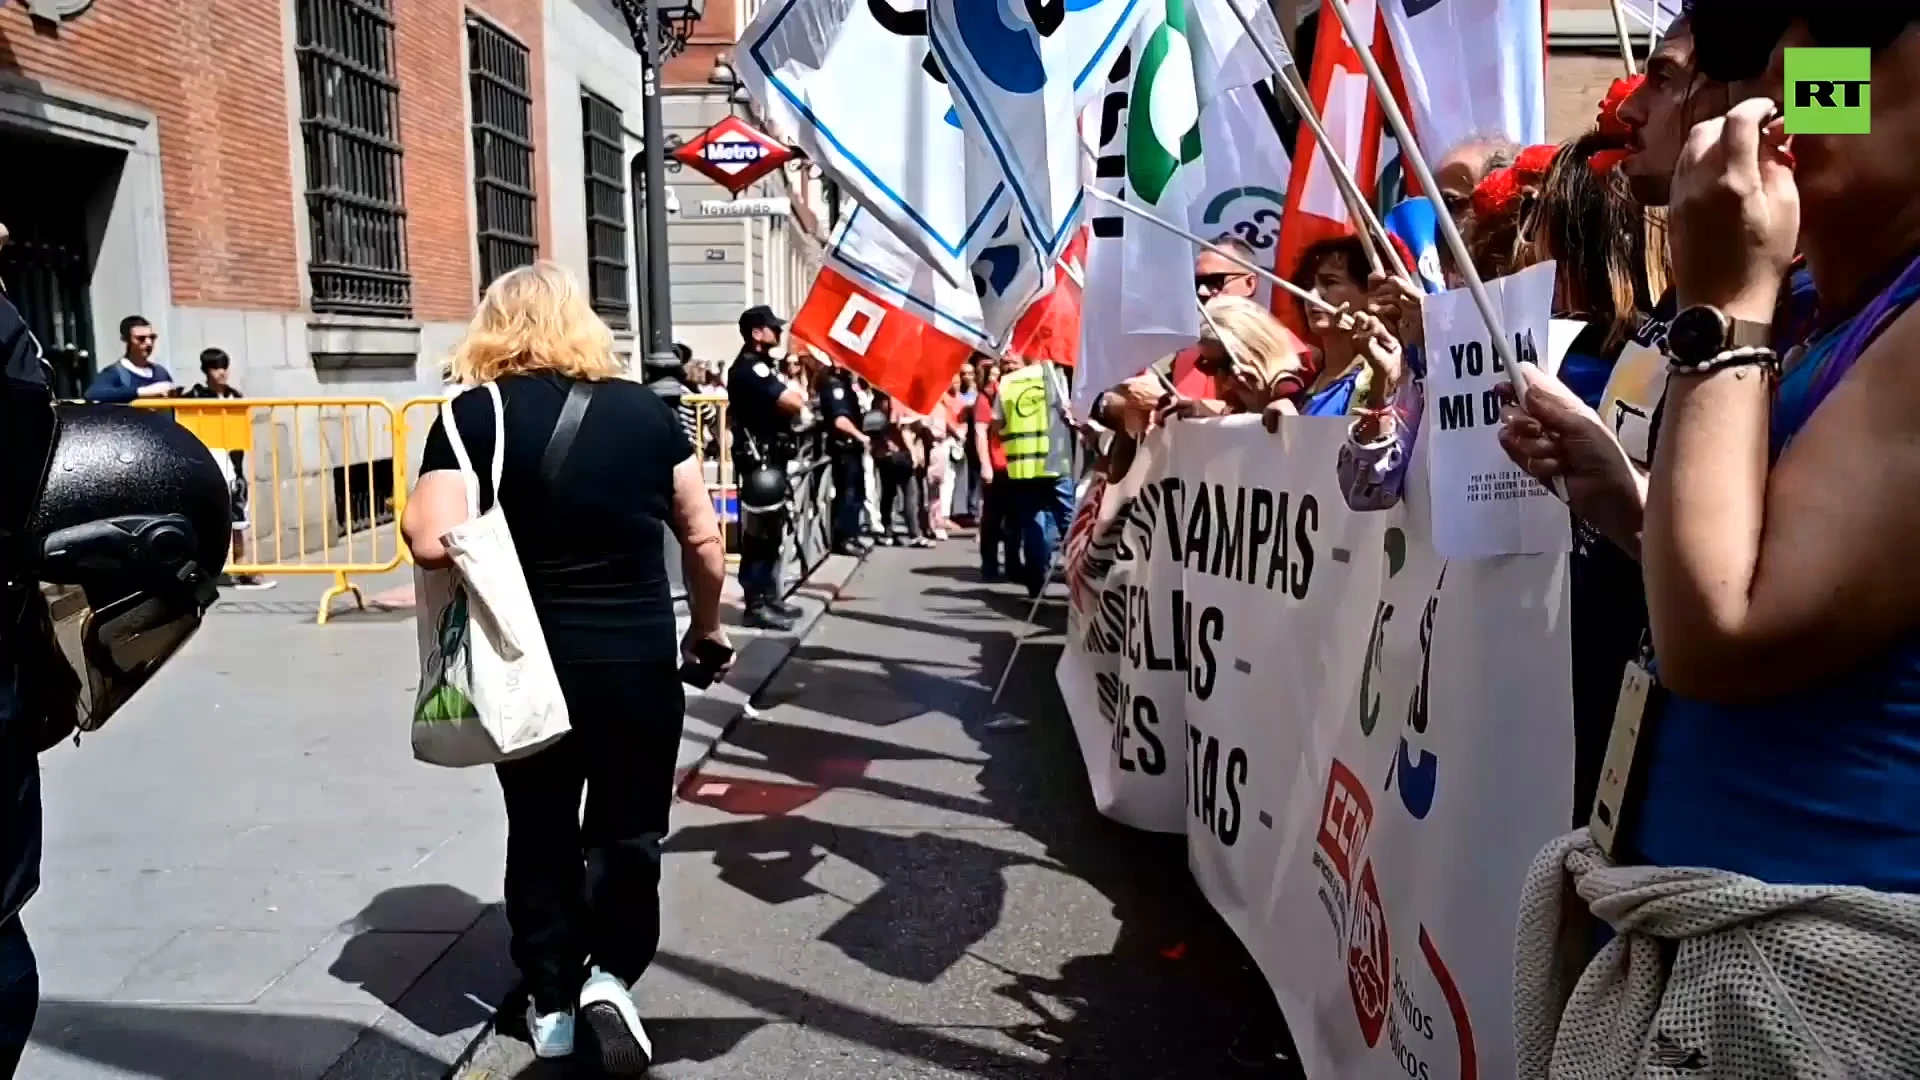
[295,0,412,316]
[468,16,538,290]
[581,90,631,325]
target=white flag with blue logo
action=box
[1073,0,1293,418]
[927,0,1148,340]
[738,0,1001,297]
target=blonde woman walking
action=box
[402,263,729,1073]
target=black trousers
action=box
[736,442,791,603]
[877,455,924,540]
[495,659,685,1013]
[979,471,1022,575]
[829,451,865,546]
[0,915,33,1077]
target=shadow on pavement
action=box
[329,885,504,1038]
[668,552,1301,1077]
[27,999,447,1079]
[964,601,1302,1078]
[666,816,1062,985]
[488,993,768,1077]
[650,951,1040,1076]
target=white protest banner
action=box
[1160,419,1387,957]
[1059,431,1189,832]
[1261,430,1573,1080]
[1422,262,1570,558]
[1057,417,1572,1080]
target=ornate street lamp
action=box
[613,0,707,387]
[708,54,753,108]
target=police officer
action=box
[1,275,228,1068]
[727,305,808,631]
[815,358,871,557]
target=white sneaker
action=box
[579,966,653,1074]
[524,1002,575,1059]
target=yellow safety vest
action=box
[997,365,1056,480]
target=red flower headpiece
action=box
[1470,144,1559,222]
[1597,76,1642,139]
[1590,75,1644,174]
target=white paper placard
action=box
[1421,263,1571,558]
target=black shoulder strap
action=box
[539,380,598,487]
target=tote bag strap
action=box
[436,382,507,516]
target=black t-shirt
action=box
[419,373,692,664]
[727,345,788,437]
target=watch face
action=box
[1667,307,1728,364]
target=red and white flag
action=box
[1006,227,1089,368]
[790,269,975,417]
[789,207,989,416]
[1272,0,1397,341]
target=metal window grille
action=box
[468,16,538,290]
[295,0,413,316]
[581,90,632,325]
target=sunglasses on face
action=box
[1195,272,1248,293]
[1194,344,1233,376]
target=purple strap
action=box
[1803,254,1920,418]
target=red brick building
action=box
[0,0,553,400]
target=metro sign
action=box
[671,115,795,196]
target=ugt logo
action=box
[1786,47,1871,135]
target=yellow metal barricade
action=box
[684,393,739,560]
[135,397,407,624]
[134,387,742,622]
[397,393,739,558]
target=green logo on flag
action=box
[1126,0,1202,206]
[1785,48,1871,135]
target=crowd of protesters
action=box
[1084,6,1920,1075]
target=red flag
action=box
[1273,1,1401,342]
[1006,227,1088,368]
[790,267,974,416]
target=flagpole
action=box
[1606,0,1639,76]
[1084,187,1340,314]
[1320,0,1566,501]
[1218,0,1410,282]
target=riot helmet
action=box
[26,403,228,734]
[738,464,791,514]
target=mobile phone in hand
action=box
[679,638,734,689]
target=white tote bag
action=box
[411,383,571,766]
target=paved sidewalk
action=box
[462,542,1299,1078]
[17,561,844,1080]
